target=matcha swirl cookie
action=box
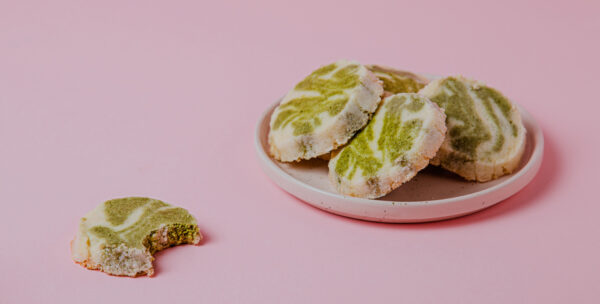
[367,65,429,96]
[269,60,384,162]
[71,197,202,277]
[419,76,526,182]
[329,93,446,199]
[317,66,429,162]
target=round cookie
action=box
[328,93,446,199]
[419,76,526,181]
[269,60,383,162]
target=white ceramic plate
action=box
[255,89,544,223]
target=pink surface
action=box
[1,0,599,302]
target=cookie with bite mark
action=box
[71,197,201,277]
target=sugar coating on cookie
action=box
[329,93,446,199]
[419,76,526,182]
[367,65,429,96]
[269,60,383,162]
[71,197,201,277]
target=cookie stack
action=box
[268,60,526,199]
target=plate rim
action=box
[255,86,544,222]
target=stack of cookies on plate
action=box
[268,60,526,199]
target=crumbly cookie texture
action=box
[366,65,429,96]
[71,197,202,277]
[419,76,526,182]
[269,60,383,162]
[329,93,446,199]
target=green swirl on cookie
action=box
[272,63,361,136]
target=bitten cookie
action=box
[328,93,446,199]
[71,197,202,277]
[419,76,526,182]
[269,60,383,162]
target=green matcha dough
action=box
[367,65,429,95]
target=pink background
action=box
[1,0,599,303]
